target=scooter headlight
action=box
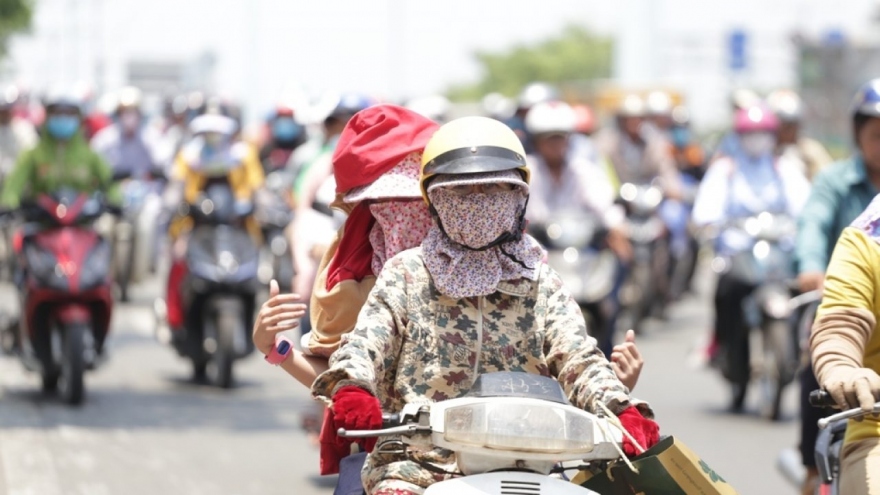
[443,399,596,454]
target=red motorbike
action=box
[4,189,119,404]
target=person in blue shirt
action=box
[793,78,880,495]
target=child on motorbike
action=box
[810,80,880,495]
[306,116,658,495]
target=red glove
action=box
[332,386,383,453]
[318,407,346,475]
[617,406,660,457]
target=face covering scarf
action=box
[368,200,432,276]
[740,132,776,159]
[422,187,544,299]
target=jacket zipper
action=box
[473,297,483,377]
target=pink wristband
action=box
[265,336,293,365]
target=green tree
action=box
[0,0,31,58]
[447,24,613,101]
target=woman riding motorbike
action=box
[793,78,880,494]
[306,116,658,495]
[692,103,810,410]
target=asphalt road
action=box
[0,267,802,495]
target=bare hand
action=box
[798,271,825,293]
[612,330,643,391]
[252,279,307,356]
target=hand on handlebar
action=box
[822,367,880,416]
[332,386,383,452]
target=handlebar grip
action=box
[382,413,400,428]
[809,390,836,408]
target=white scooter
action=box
[340,372,625,495]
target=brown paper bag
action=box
[573,436,739,494]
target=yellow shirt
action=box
[818,226,880,444]
[169,142,265,240]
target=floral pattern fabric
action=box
[369,200,433,276]
[851,193,880,244]
[422,187,545,298]
[311,248,646,493]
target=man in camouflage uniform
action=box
[311,116,659,495]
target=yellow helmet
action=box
[420,116,529,202]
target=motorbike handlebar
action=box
[809,390,835,408]
[337,424,429,438]
[811,389,880,429]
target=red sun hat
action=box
[332,104,439,196]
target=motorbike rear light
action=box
[443,399,596,454]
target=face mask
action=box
[430,188,524,249]
[740,132,776,158]
[368,201,432,275]
[671,127,690,148]
[272,118,303,142]
[46,115,80,140]
[119,110,140,133]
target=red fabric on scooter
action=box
[166,259,188,329]
[332,386,383,453]
[618,406,660,457]
[319,407,347,475]
[324,202,375,290]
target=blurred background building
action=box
[2,0,879,140]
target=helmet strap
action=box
[429,196,533,271]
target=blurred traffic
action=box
[0,2,879,493]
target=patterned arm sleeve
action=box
[540,266,651,417]
[311,256,410,401]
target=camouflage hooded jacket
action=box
[311,247,650,492]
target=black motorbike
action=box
[616,181,670,333]
[173,179,260,388]
[254,169,294,292]
[529,210,619,353]
[711,212,799,418]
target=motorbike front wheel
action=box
[58,322,86,405]
[205,311,238,389]
[758,318,797,421]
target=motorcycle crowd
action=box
[0,76,879,495]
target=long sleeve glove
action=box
[812,308,880,413]
[618,405,660,457]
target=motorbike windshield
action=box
[464,372,569,405]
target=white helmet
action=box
[525,101,577,135]
[646,90,673,117]
[189,113,237,136]
[766,89,803,122]
[617,94,646,118]
[518,82,561,110]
